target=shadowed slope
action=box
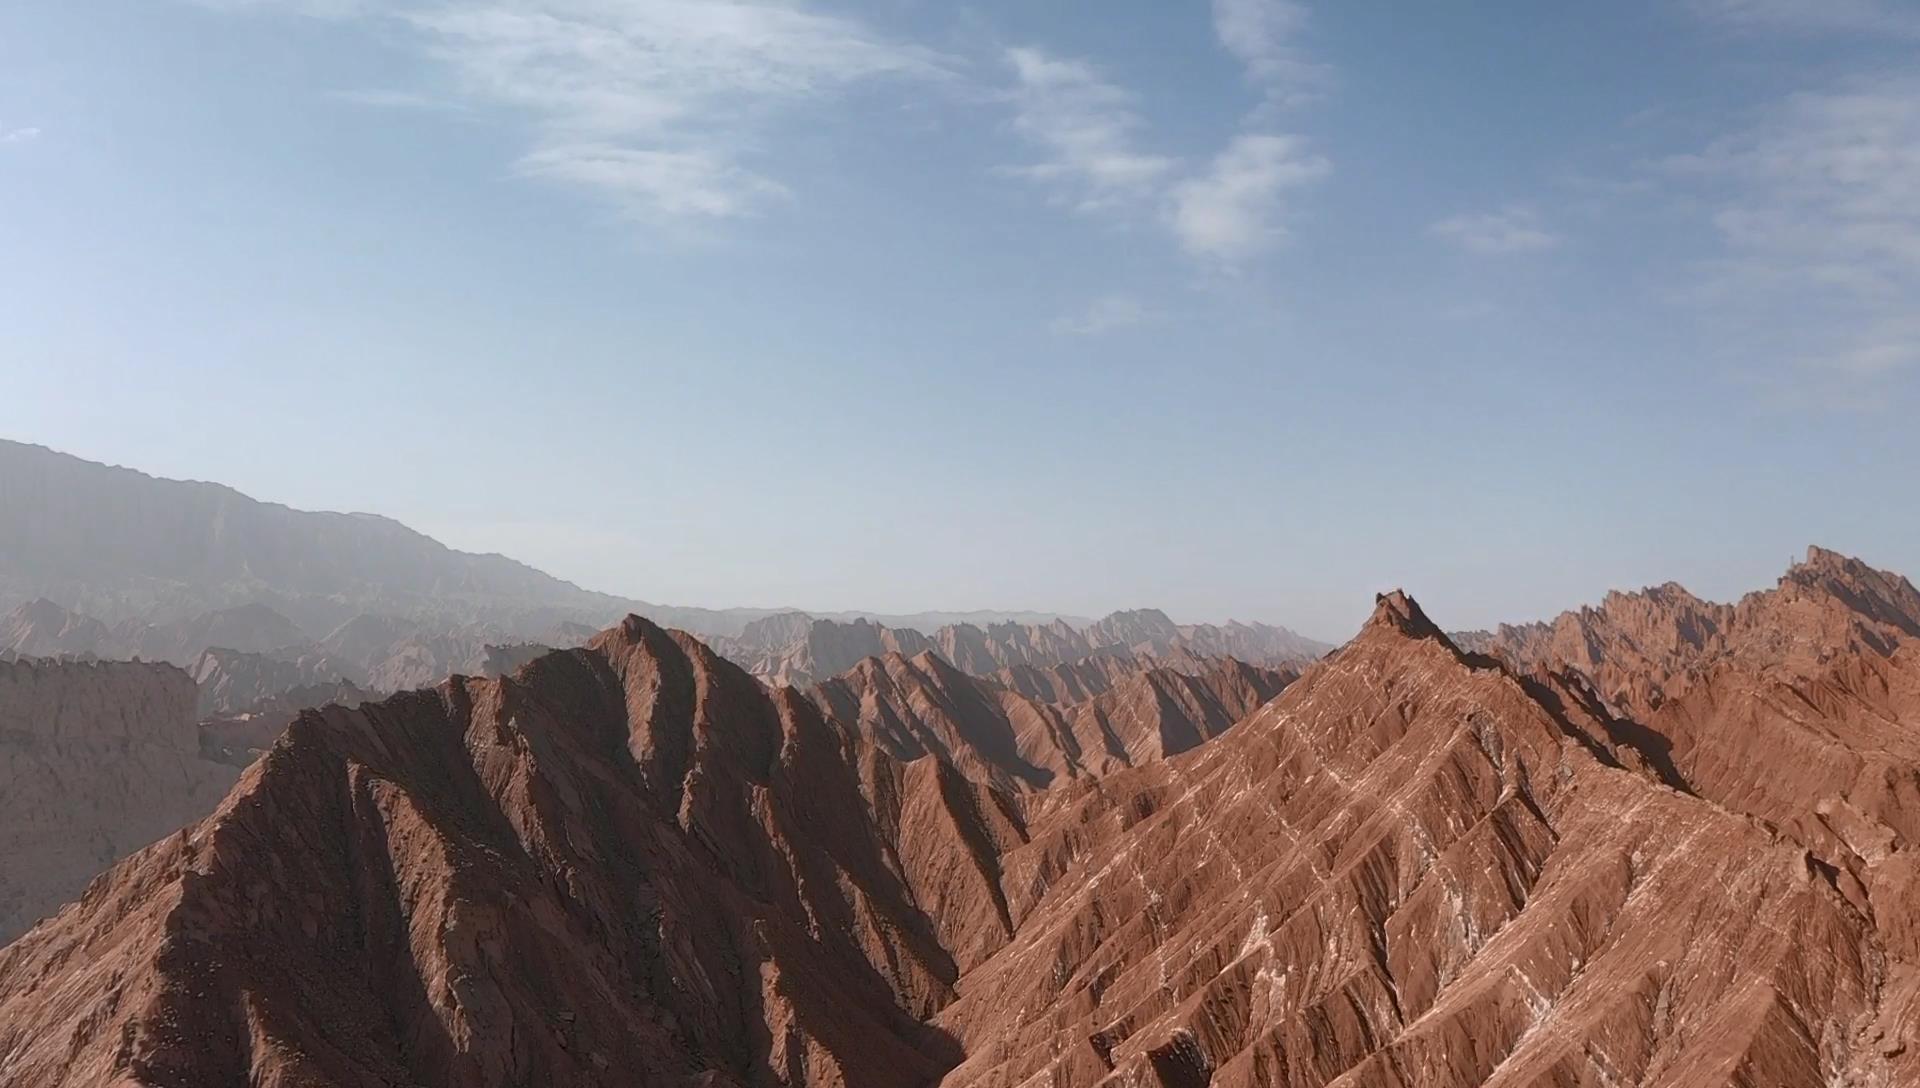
[0,617,964,1088]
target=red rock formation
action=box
[937,592,1909,1086]
[0,619,967,1087]
[5,561,1917,1087]
[810,651,1297,793]
[1463,546,1920,712]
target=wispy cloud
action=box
[1,126,42,144]
[1000,43,1327,264]
[1686,0,1920,38]
[517,144,789,219]
[1210,0,1328,102]
[198,0,950,223]
[1667,74,1920,389]
[1050,294,1155,336]
[1168,134,1328,261]
[1002,47,1174,212]
[1429,207,1560,255]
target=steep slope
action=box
[1491,550,1920,1079]
[810,652,1298,794]
[0,618,973,1088]
[1052,655,1296,767]
[812,651,1077,791]
[6,582,1914,1088]
[1461,546,1920,712]
[935,593,1909,1087]
[0,657,240,943]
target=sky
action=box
[1,0,1917,640]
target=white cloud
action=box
[1211,0,1327,99]
[1167,133,1328,261]
[196,0,949,223]
[517,144,789,219]
[1002,47,1174,212]
[1,126,42,144]
[1667,75,1920,384]
[1050,295,1155,336]
[1429,207,1560,255]
[1687,0,1920,38]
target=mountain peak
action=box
[1367,589,1445,641]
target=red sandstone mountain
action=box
[809,650,1295,792]
[5,550,1917,1086]
[0,619,975,1086]
[1457,546,1920,712]
[932,592,1913,1086]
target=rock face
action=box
[0,619,972,1087]
[0,657,240,943]
[809,651,1296,793]
[933,592,1909,1087]
[1457,545,1920,712]
[4,552,1917,1088]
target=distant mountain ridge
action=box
[0,439,767,638]
[0,441,1313,660]
[718,608,1329,688]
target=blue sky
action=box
[2,0,1917,638]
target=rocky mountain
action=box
[4,598,601,716]
[723,609,1328,689]
[0,619,971,1086]
[717,615,936,688]
[0,657,240,944]
[189,646,362,717]
[5,553,1914,1086]
[0,597,114,657]
[0,439,779,639]
[809,651,1296,793]
[930,592,1912,1086]
[1458,545,1920,712]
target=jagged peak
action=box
[1801,544,1854,571]
[1366,590,1445,641]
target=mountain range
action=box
[2,545,1917,1086]
[0,440,1324,696]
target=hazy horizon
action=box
[1,435,1899,646]
[4,0,1917,638]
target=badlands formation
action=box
[1,547,1917,1086]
